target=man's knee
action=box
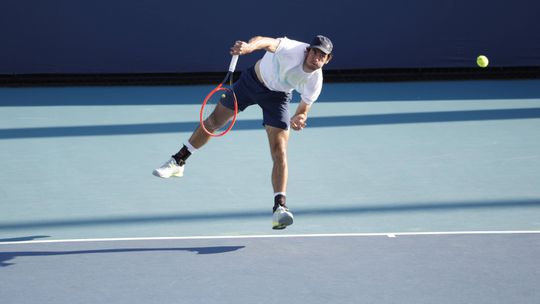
[206,105,234,131]
[270,141,288,164]
[203,114,222,132]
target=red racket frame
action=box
[199,84,238,137]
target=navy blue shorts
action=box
[221,66,292,130]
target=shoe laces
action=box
[164,159,178,169]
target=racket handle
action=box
[229,55,239,72]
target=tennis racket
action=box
[199,55,239,137]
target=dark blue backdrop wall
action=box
[1,0,539,74]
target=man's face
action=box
[304,48,332,72]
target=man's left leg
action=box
[265,125,294,229]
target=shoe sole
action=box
[152,171,183,178]
[272,224,287,230]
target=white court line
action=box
[1,230,540,246]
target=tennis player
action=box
[153,35,333,229]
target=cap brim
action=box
[309,46,332,54]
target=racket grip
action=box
[229,55,239,72]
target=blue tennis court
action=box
[1,80,540,303]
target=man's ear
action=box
[325,54,333,64]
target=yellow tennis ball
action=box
[221,94,226,99]
[477,55,489,68]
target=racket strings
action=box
[201,90,232,134]
[199,70,238,137]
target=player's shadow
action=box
[0,235,49,243]
[0,246,245,267]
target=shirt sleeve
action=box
[275,37,307,61]
[300,74,323,104]
[274,37,291,54]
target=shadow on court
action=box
[0,246,245,267]
[0,236,50,243]
[1,107,539,139]
[1,199,539,231]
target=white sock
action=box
[184,141,198,154]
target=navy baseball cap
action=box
[309,35,333,54]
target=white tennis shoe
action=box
[272,206,294,230]
[152,158,184,178]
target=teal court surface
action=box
[1,79,540,303]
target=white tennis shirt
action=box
[258,37,323,105]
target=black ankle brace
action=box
[172,145,191,166]
[171,157,185,166]
[273,194,286,212]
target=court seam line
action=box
[1,230,540,245]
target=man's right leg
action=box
[188,102,236,148]
[153,103,235,178]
